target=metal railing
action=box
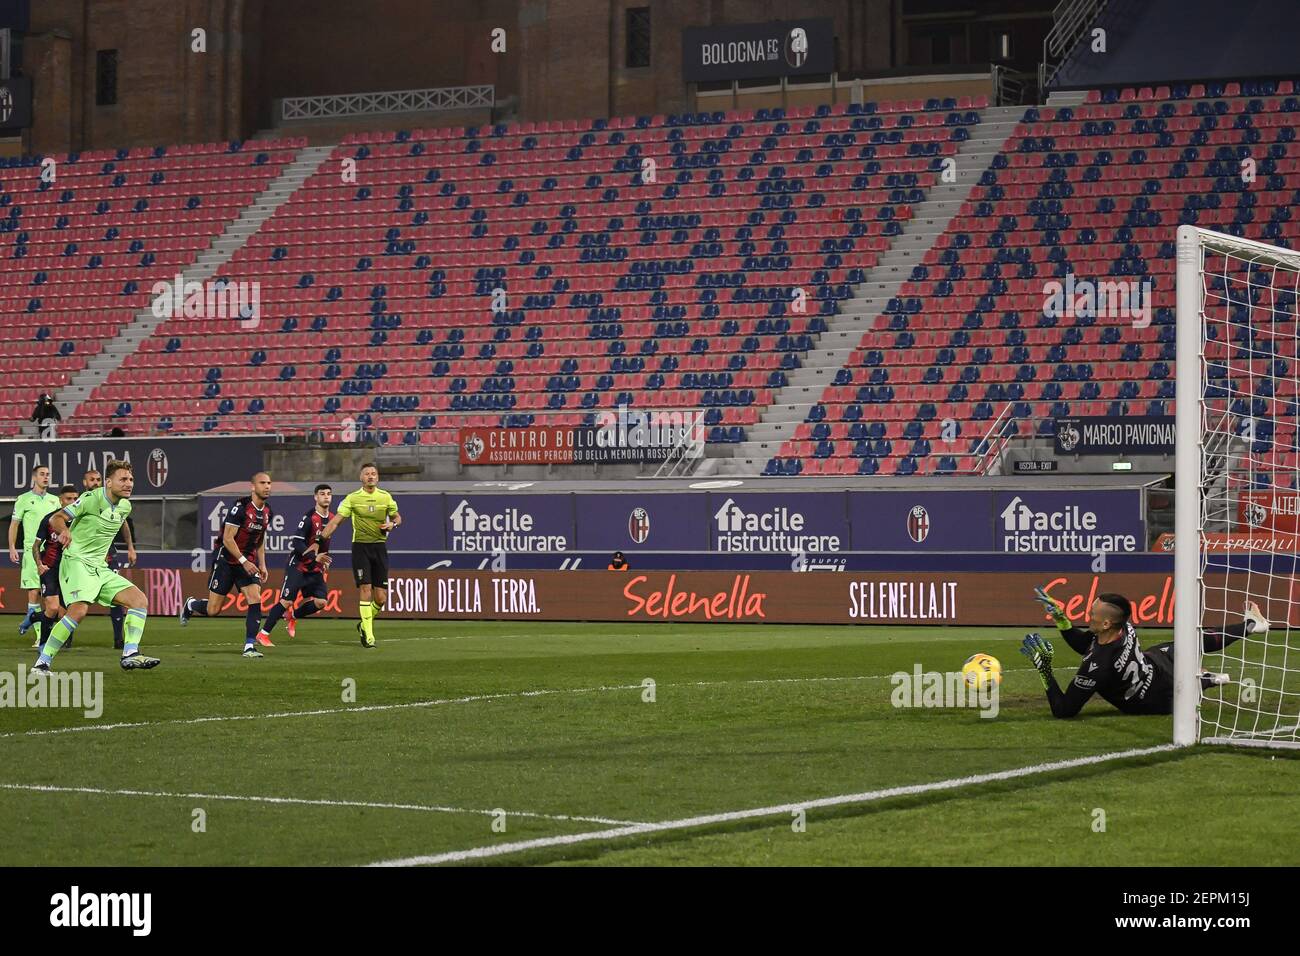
[991,64,1031,107]
[651,423,707,478]
[280,85,494,122]
[973,401,1019,475]
[1038,0,1108,95]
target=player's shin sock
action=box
[297,601,321,618]
[110,605,126,648]
[122,608,148,656]
[370,601,382,635]
[184,597,209,617]
[1203,621,1251,652]
[39,614,55,648]
[262,602,287,636]
[37,616,77,665]
[244,607,262,647]
[359,600,374,638]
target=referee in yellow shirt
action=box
[317,463,400,647]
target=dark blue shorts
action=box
[208,560,259,596]
[280,568,327,603]
[39,565,62,602]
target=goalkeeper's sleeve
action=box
[1041,662,1099,719]
[1022,634,1096,719]
[1056,625,1093,657]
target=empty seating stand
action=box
[0,139,303,434]
[74,99,982,445]
[765,81,1300,477]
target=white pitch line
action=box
[0,782,642,826]
[0,683,647,740]
[0,667,1060,741]
[366,743,1182,867]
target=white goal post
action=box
[1174,224,1300,748]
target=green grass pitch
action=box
[1,616,1295,866]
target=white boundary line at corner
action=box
[364,744,1182,867]
[0,782,645,827]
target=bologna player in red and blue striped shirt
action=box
[258,484,334,644]
[30,485,81,649]
[179,472,273,658]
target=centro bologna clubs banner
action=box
[459,414,698,466]
[682,18,835,83]
[1054,416,1175,456]
[8,566,1281,627]
[1,436,268,495]
[993,491,1145,554]
[1237,491,1300,533]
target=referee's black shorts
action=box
[351,542,389,588]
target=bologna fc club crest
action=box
[1056,421,1081,453]
[463,432,485,462]
[147,448,169,488]
[907,504,930,543]
[628,507,651,544]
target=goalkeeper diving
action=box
[1020,588,1267,718]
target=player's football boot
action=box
[357,621,375,648]
[178,598,192,627]
[1199,670,1230,690]
[1244,601,1269,636]
[17,608,37,636]
[120,652,160,671]
[255,630,275,647]
[31,661,51,674]
[285,604,297,639]
[241,645,263,659]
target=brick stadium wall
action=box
[247,0,520,133]
[27,0,249,155]
[19,0,901,154]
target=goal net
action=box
[1176,225,1300,748]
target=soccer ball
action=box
[962,653,1002,691]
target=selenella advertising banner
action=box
[0,567,1277,627]
[1054,416,1176,456]
[682,18,835,83]
[1,436,269,496]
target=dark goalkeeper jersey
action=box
[1044,621,1174,718]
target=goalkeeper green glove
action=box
[1019,633,1055,690]
[1033,586,1072,632]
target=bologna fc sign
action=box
[682,19,835,83]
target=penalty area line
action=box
[0,782,644,827]
[365,743,1182,867]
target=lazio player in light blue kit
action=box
[35,459,158,673]
[8,464,59,636]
